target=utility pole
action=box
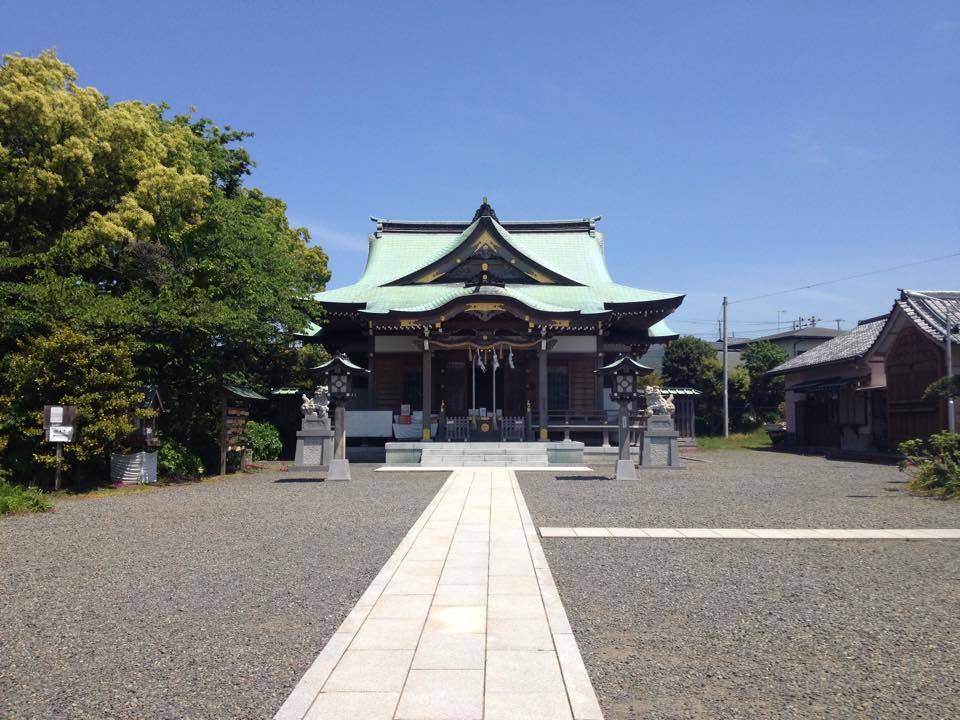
[722,296,729,438]
[947,302,956,433]
[832,319,844,331]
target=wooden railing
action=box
[545,411,648,445]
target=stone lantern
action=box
[313,354,370,481]
[595,355,651,480]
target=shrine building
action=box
[303,199,685,444]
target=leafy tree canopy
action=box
[0,328,146,476]
[662,336,751,434]
[741,340,787,421]
[924,375,960,400]
[0,51,330,483]
[662,336,716,388]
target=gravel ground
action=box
[519,451,960,720]
[0,466,444,720]
[520,450,960,528]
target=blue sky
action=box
[3,1,958,339]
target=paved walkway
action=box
[276,468,603,720]
[540,527,960,539]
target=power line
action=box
[730,250,960,305]
[674,319,799,325]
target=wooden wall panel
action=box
[886,326,944,448]
[568,357,597,415]
[373,355,402,411]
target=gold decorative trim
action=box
[465,302,505,313]
[471,230,499,253]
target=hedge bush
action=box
[898,432,960,499]
[247,421,282,461]
[157,439,204,479]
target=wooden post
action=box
[54,443,62,491]
[422,346,432,441]
[538,345,548,440]
[525,400,533,441]
[219,395,228,476]
[368,327,376,411]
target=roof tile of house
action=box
[727,326,844,348]
[768,317,888,375]
[898,290,960,345]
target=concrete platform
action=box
[386,441,584,467]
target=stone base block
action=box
[327,458,351,481]
[615,458,638,480]
[295,424,334,467]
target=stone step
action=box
[422,449,536,457]
[420,455,549,467]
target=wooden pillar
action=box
[367,325,376,409]
[422,346,432,441]
[219,394,228,476]
[538,345,548,440]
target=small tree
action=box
[663,337,716,388]
[924,376,960,401]
[0,328,147,484]
[899,432,960,498]
[741,341,787,422]
[663,337,750,434]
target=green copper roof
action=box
[313,218,683,317]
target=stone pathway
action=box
[539,527,960,539]
[276,468,603,720]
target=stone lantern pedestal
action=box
[295,414,333,468]
[640,414,682,468]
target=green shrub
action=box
[247,421,282,461]
[898,432,960,498]
[157,439,204,479]
[0,478,52,514]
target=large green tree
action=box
[0,329,146,480]
[0,51,329,481]
[663,336,750,434]
[741,340,787,421]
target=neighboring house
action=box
[709,341,742,368]
[768,317,887,451]
[728,326,846,359]
[768,289,959,452]
[864,290,959,448]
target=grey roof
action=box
[139,385,163,410]
[898,290,960,344]
[595,356,654,374]
[727,326,844,348]
[223,384,268,401]
[312,354,371,374]
[768,317,888,375]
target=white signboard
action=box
[49,406,64,424]
[48,425,74,443]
